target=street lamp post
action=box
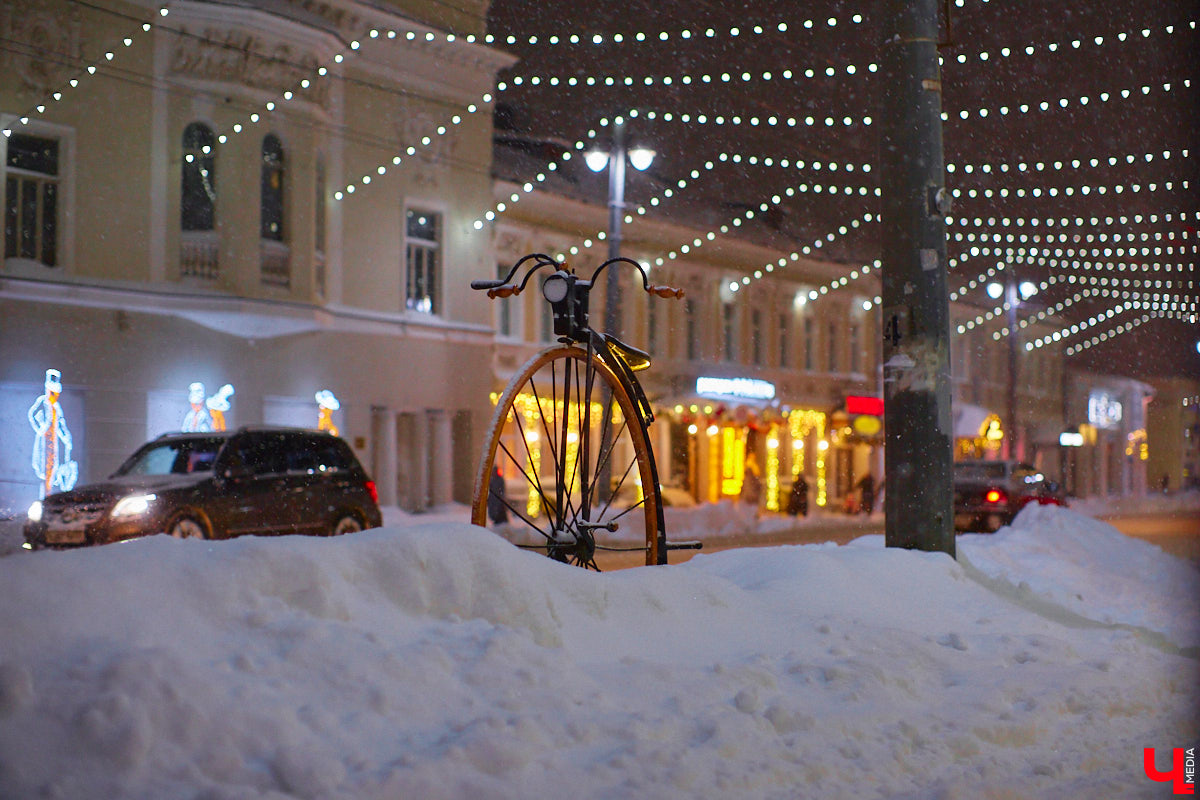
[988,270,1038,460]
[585,117,655,339]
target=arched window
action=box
[260,134,284,241]
[181,123,216,231]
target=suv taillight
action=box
[365,480,378,505]
[984,489,1006,504]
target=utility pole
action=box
[1004,273,1020,460]
[604,119,627,338]
[879,0,955,556]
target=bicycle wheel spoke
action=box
[472,345,661,568]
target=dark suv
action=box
[25,427,382,548]
[953,459,1066,533]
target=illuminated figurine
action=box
[182,382,233,432]
[182,382,212,432]
[27,368,79,498]
[207,384,234,431]
[315,389,340,436]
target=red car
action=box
[953,459,1066,533]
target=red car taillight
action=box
[365,480,378,505]
[984,489,1006,504]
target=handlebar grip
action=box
[649,285,685,299]
[487,284,522,299]
[471,280,504,290]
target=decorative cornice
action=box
[0,0,83,96]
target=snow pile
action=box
[1069,487,1200,519]
[961,503,1200,647]
[0,508,1197,799]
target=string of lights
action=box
[1064,313,1157,355]
[943,79,1193,123]
[486,15,865,49]
[333,91,492,201]
[494,20,1196,95]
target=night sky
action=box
[485,0,1199,381]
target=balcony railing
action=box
[180,231,218,279]
[260,239,291,288]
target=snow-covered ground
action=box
[0,501,1197,798]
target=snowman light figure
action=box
[315,389,340,436]
[27,368,79,498]
[182,382,234,432]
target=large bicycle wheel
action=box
[472,345,661,568]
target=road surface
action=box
[594,509,1200,571]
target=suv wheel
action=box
[167,513,209,540]
[331,514,363,536]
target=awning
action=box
[953,403,997,439]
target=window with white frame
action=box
[647,296,660,356]
[722,302,737,362]
[778,311,790,368]
[685,297,698,360]
[495,262,520,337]
[803,317,815,371]
[750,307,763,366]
[181,122,216,232]
[260,134,284,242]
[405,209,439,313]
[827,320,839,372]
[849,323,861,373]
[4,132,60,266]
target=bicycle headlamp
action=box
[542,273,570,303]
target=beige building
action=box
[1,0,511,514]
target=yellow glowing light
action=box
[817,440,829,451]
[688,423,698,435]
[720,426,745,497]
[765,427,780,512]
[706,424,720,437]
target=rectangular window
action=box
[750,308,763,366]
[803,317,814,371]
[849,324,861,373]
[685,298,698,360]
[496,262,513,336]
[827,321,838,372]
[723,303,737,362]
[4,133,59,266]
[778,312,790,368]
[405,209,439,313]
[648,298,659,357]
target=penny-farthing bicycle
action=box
[470,253,699,569]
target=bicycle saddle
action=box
[602,334,651,372]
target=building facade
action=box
[1,0,511,515]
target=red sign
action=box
[846,395,884,416]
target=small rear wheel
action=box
[472,346,660,569]
[331,514,363,536]
[167,512,209,540]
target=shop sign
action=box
[846,395,884,416]
[696,376,776,401]
[1059,430,1084,447]
[1087,390,1123,429]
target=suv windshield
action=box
[955,462,1008,482]
[115,437,225,476]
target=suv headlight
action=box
[111,494,157,518]
[27,501,42,522]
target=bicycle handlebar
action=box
[473,254,685,300]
